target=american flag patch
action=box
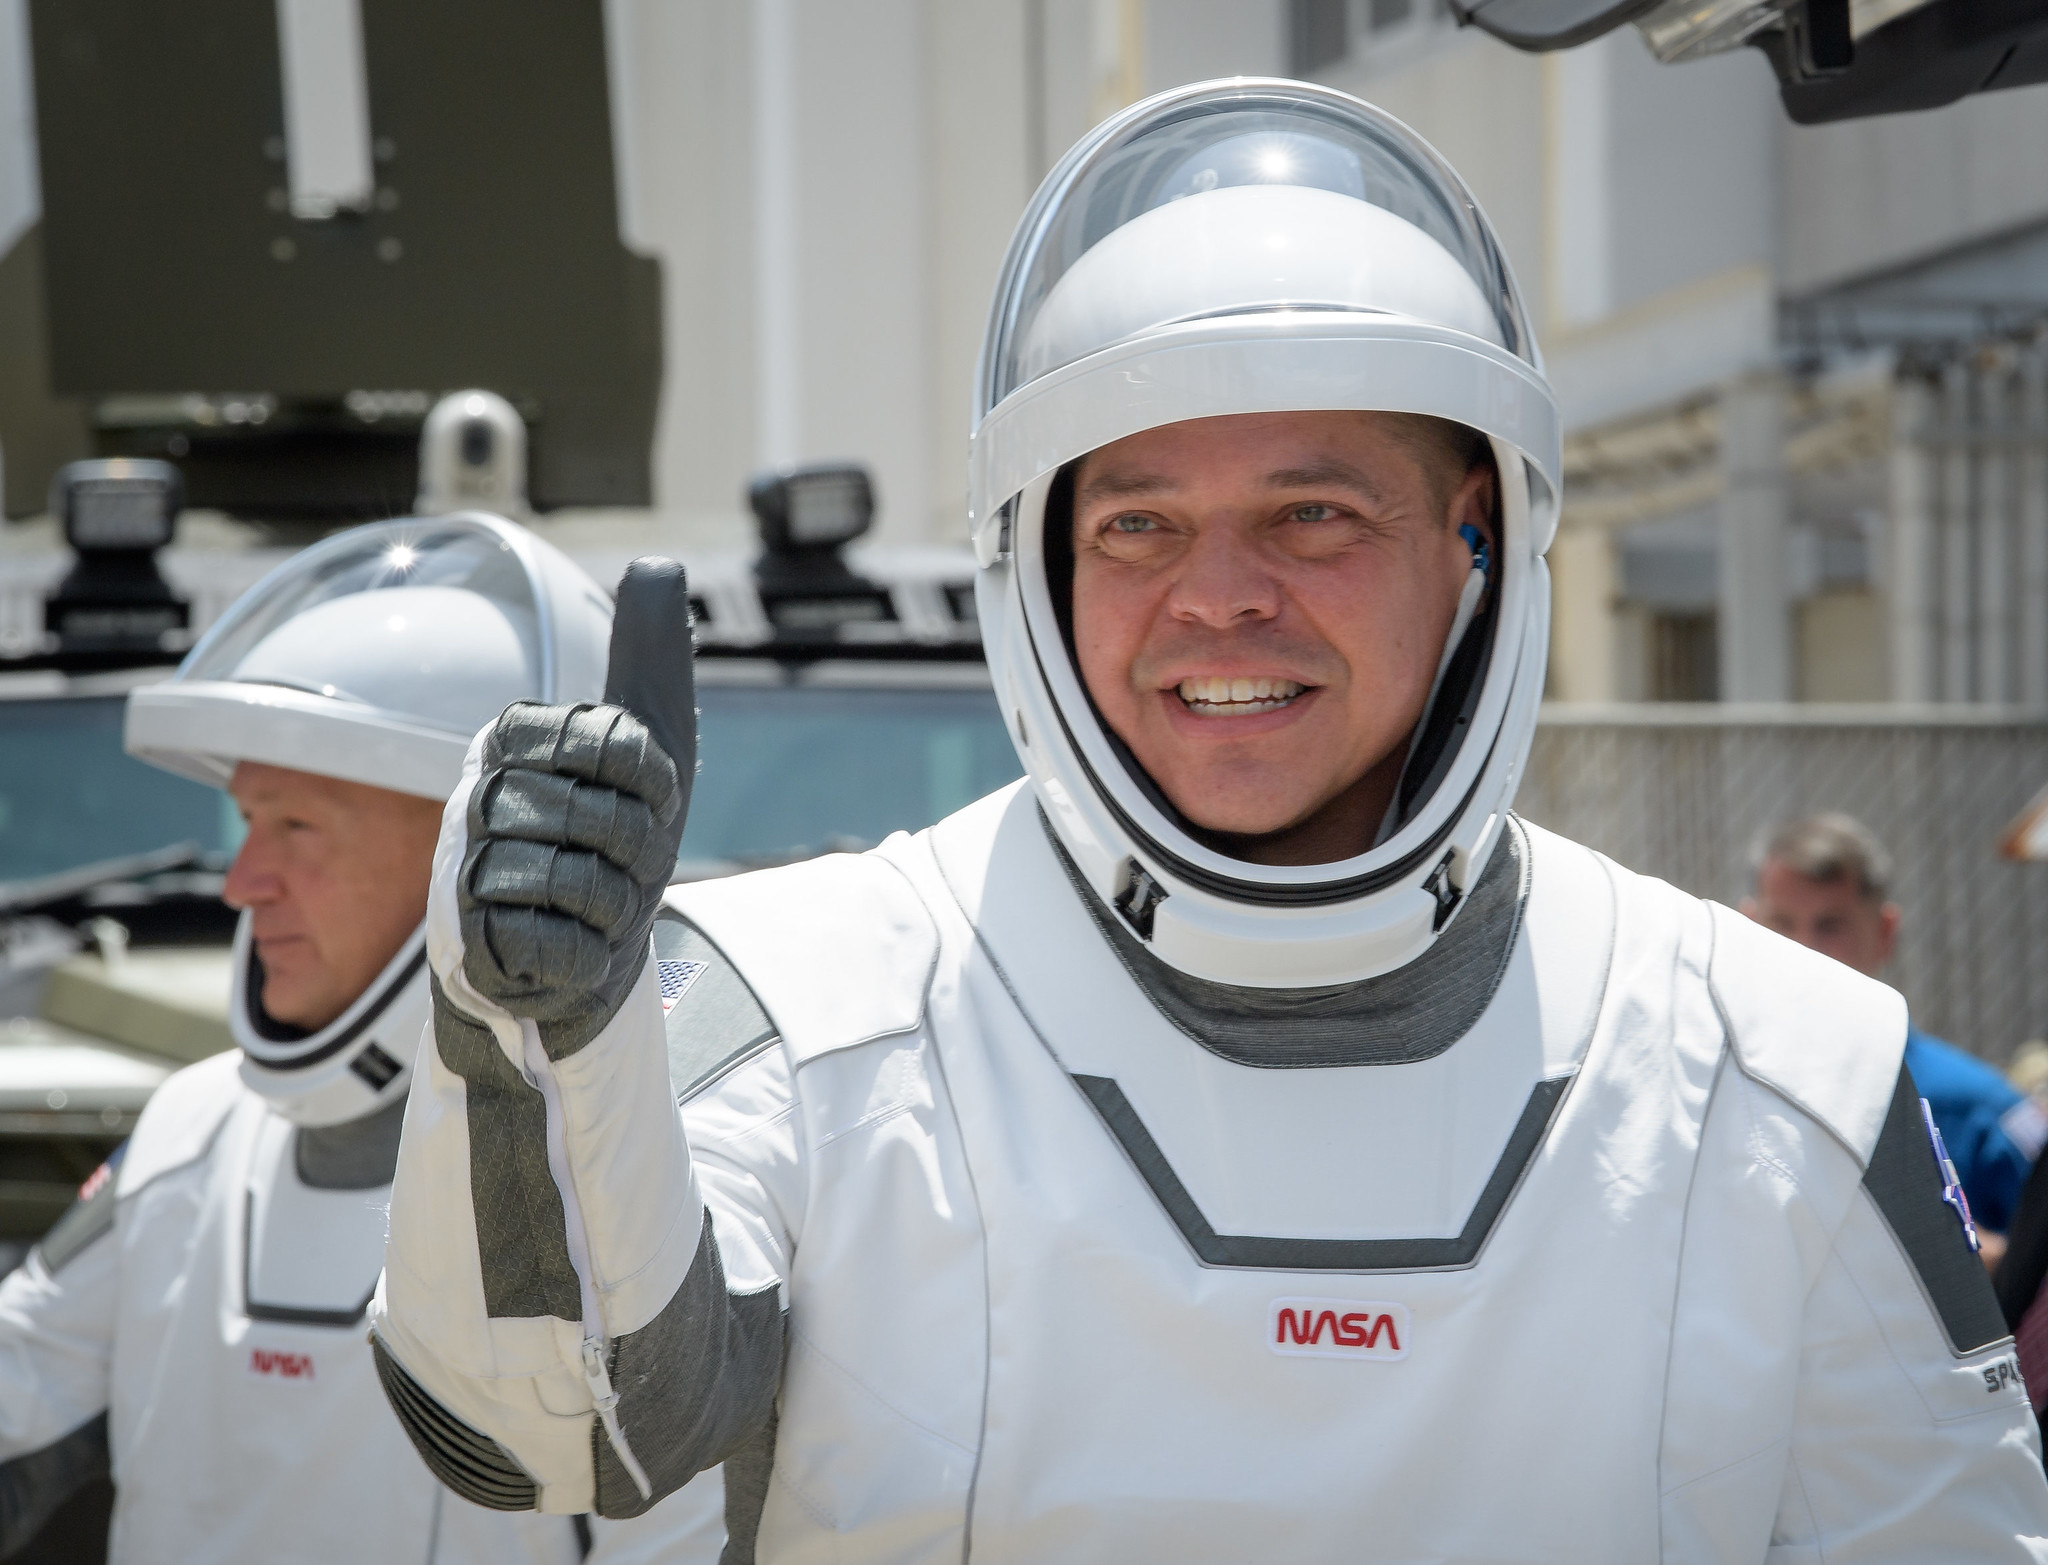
[78,1160,116,1203]
[658,959,708,1015]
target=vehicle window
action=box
[0,697,244,883]
[680,683,1022,870]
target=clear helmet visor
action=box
[180,514,550,731]
[127,511,600,804]
[981,82,1534,417]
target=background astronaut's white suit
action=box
[0,515,725,1563]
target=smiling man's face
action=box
[1070,410,1494,866]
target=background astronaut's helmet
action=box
[968,79,1563,989]
[126,512,612,1125]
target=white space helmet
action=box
[126,512,613,1124]
[969,80,1560,989]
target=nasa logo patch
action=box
[1923,1098,1981,1254]
[247,1347,315,1382]
[1269,1298,1409,1361]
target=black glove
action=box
[458,701,685,1058]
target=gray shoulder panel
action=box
[653,909,780,1103]
[372,1336,539,1511]
[594,1210,784,1519]
[431,975,583,1322]
[1866,1066,2011,1357]
[0,1411,109,1557]
[34,1150,122,1276]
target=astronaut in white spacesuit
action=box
[0,513,721,1563]
[371,82,2048,1561]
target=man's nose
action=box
[220,834,281,911]
[1167,525,1280,627]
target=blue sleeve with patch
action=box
[1905,1030,2038,1233]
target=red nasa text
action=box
[1267,1296,1410,1361]
[248,1348,315,1381]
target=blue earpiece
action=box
[1458,524,1491,577]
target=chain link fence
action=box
[1521,705,2048,1067]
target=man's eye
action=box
[1291,503,1338,523]
[1109,514,1155,534]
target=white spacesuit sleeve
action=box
[371,752,790,1521]
[0,1159,119,1555]
[1771,1071,2048,1562]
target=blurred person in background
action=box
[1744,812,2047,1269]
[0,516,722,1563]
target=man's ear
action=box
[1448,461,1497,556]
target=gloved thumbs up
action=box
[604,557,698,810]
[455,558,698,1058]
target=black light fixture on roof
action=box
[41,458,191,669]
[747,462,897,639]
[749,463,874,554]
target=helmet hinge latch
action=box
[350,1041,404,1091]
[1114,860,1167,941]
[1423,852,1463,932]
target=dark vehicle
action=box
[675,462,1019,876]
[0,466,241,1275]
[684,661,1019,875]
[0,462,1020,1249]
[0,674,241,1243]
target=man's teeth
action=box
[1176,676,1306,713]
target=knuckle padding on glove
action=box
[473,769,670,886]
[484,703,680,826]
[468,902,612,997]
[466,839,638,934]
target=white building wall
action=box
[1783,84,2048,294]
[611,0,1044,550]
[610,0,1289,550]
[1603,38,1776,318]
[612,0,1289,550]
[1537,34,1779,429]
[737,0,941,545]
[1319,23,1779,431]
[1321,32,1547,322]
[1140,0,1286,94]
[927,2,1035,531]
[605,0,760,546]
